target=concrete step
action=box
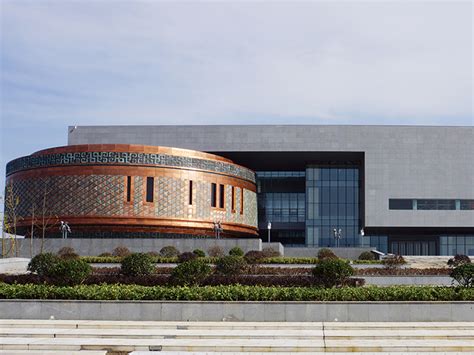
[1,320,473,352]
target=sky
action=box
[0,0,473,196]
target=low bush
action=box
[1,284,472,301]
[450,263,474,287]
[382,255,406,269]
[317,248,338,260]
[98,252,112,257]
[50,258,92,286]
[358,251,375,261]
[121,253,155,277]
[229,246,244,257]
[261,248,281,258]
[28,253,61,277]
[146,251,160,257]
[170,259,212,285]
[448,254,471,268]
[160,246,179,258]
[244,250,265,264]
[215,256,246,276]
[57,247,79,259]
[178,252,198,263]
[112,246,131,257]
[193,249,206,257]
[356,267,450,276]
[312,259,354,287]
[208,245,225,257]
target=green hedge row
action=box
[0,284,471,301]
[82,256,381,265]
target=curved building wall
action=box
[5,144,258,238]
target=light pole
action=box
[333,228,342,247]
[214,221,223,239]
[60,221,71,239]
[267,221,272,243]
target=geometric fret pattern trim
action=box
[6,149,256,183]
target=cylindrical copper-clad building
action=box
[5,144,258,238]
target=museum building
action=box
[4,124,474,255]
[65,124,474,256]
[5,144,258,239]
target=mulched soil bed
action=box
[93,266,451,276]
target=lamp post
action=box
[333,228,342,248]
[267,221,272,243]
[214,221,223,239]
[60,221,71,239]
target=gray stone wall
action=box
[2,300,472,322]
[68,125,474,229]
[4,238,262,258]
[285,247,370,259]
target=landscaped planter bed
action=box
[93,265,451,276]
[0,283,472,301]
[0,273,365,287]
[81,256,382,265]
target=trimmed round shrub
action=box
[28,253,60,277]
[244,250,265,264]
[159,246,179,258]
[112,246,131,257]
[382,254,406,269]
[229,246,244,257]
[178,252,198,263]
[208,245,225,257]
[50,258,92,286]
[261,248,281,258]
[448,254,471,268]
[170,259,212,285]
[215,256,247,276]
[312,259,354,287]
[57,247,79,259]
[193,249,206,257]
[450,263,474,287]
[358,251,375,261]
[98,252,112,257]
[317,248,338,260]
[121,253,155,277]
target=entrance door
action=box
[390,238,437,255]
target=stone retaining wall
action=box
[1,300,472,322]
[3,238,262,258]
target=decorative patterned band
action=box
[6,151,256,183]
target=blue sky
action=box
[1,1,473,195]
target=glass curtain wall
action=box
[256,171,306,245]
[440,235,474,255]
[306,166,361,247]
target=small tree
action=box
[170,259,211,285]
[35,178,58,253]
[121,253,155,276]
[312,259,354,287]
[216,256,246,276]
[450,263,474,287]
[3,183,22,257]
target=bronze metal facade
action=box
[5,144,258,238]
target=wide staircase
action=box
[0,319,473,354]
